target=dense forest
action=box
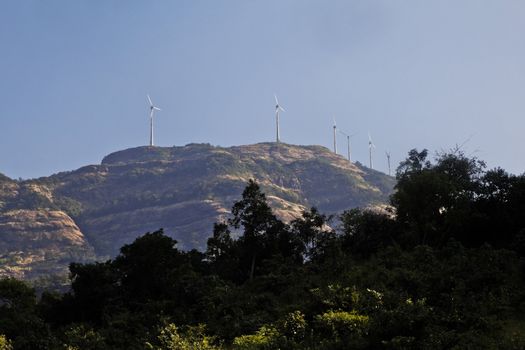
[1,149,525,349]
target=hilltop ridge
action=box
[0,142,395,280]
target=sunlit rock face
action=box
[0,143,395,279]
[0,209,95,280]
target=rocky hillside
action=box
[0,175,96,280]
[0,143,395,280]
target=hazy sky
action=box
[1,1,524,179]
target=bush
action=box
[62,324,105,350]
[315,310,369,349]
[150,324,220,350]
[277,311,306,342]
[0,335,12,350]
[232,325,279,350]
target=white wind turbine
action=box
[339,130,355,162]
[368,132,376,169]
[274,94,285,143]
[147,94,161,147]
[333,118,337,154]
[385,151,392,176]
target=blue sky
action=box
[1,1,524,178]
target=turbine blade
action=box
[274,94,279,105]
[279,106,285,112]
[147,94,153,106]
[153,107,161,111]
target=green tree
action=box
[340,208,397,258]
[69,261,118,324]
[392,149,485,246]
[290,207,330,261]
[114,229,184,301]
[0,278,56,349]
[229,180,280,280]
[206,223,239,281]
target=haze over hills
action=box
[0,142,395,280]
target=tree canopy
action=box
[1,149,525,349]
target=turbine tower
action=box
[368,132,376,169]
[274,94,285,143]
[339,130,353,162]
[333,119,337,153]
[147,94,161,147]
[386,151,392,176]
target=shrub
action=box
[315,310,369,349]
[0,335,12,350]
[62,324,105,350]
[151,324,220,350]
[232,325,279,350]
[278,311,306,342]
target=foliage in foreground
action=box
[0,335,12,350]
[1,149,525,349]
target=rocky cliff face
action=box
[0,143,395,279]
[0,209,95,280]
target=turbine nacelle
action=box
[147,94,162,113]
[368,133,376,149]
[274,94,285,112]
[339,130,356,138]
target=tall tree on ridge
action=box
[229,179,278,280]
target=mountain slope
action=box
[0,175,96,279]
[0,143,395,279]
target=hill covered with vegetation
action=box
[0,143,394,280]
[0,149,524,349]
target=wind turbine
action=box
[339,130,355,162]
[274,94,285,143]
[385,151,392,176]
[147,94,161,147]
[333,119,337,154]
[368,132,376,169]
